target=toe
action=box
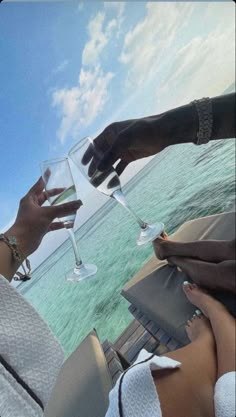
[182,282,192,293]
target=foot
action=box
[153,234,169,260]
[185,314,212,343]
[153,238,236,262]
[168,256,236,293]
[183,282,225,318]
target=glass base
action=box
[137,222,164,246]
[66,263,98,282]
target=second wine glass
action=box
[40,157,97,282]
[69,137,164,245]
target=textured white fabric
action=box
[105,350,236,417]
[214,372,236,417]
[0,363,42,417]
[0,274,64,416]
[105,349,181,417]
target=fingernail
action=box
[195,309,201,316]
[183,281,190,286]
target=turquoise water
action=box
[20,139,235,357]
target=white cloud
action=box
[52,66,114,143]
[52,5,124,143]
[104,2,125,13]
[77,2,84,12]
[82,4,125,66]
[156,11,235,109]
[82,12,108,66]
[53,59,69,75]
[119,2,194,87]
[104,2,125,36]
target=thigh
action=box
[153,343,217,417]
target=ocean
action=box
[20,138,235,357]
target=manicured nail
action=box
[192,314,196,319]
[195,309,201,316]
[183,281,190,286]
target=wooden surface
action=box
[103,305,182,384]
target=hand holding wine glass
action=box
[40,157,97,282]
[69,138,164,245]
[92,117,168,176]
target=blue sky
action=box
[0,1,235,267]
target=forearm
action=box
[155,93,235,147]
[211,93,235,140]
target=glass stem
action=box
[112,190,147,229]
[67,229,83,267]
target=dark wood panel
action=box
[143,335,160,353]
[119,324,146,356]
[114,319,141,351]
[126,331,152,363]
[103,303,183,385]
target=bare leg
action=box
[153,285,235,416]
[168,256,236,293]
[153,313,216,417]
[153,238,236,263]
[183,283,236,379]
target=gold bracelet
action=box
[0,234,31,281]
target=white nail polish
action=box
[183,281,190,286]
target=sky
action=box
[0,1,235,269]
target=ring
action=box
[195,309,202,316]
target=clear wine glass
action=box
[68,137,164,245]
[40,157,97,282]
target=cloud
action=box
[52,5,124,143]
[53,59,69,75]
[156,10,235,109]
[82,5,124,66]
[116,1,234,111]
[103,2,125,36]
[52,65,114,143]
[77,2,84,12]
[82,12,108,66]
[119,2,194,87]
[104,2,125,12]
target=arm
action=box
[165,93,235,147]
[93,93,235,175]
[0,177,82,282]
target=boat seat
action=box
[44,330,113,417]
[122,211,236,346]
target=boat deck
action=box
[102,308,171,384]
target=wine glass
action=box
[40,157,97,282]
[68,137,164,245]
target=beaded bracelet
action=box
[0,234,31,281]
[192,97,213,145]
